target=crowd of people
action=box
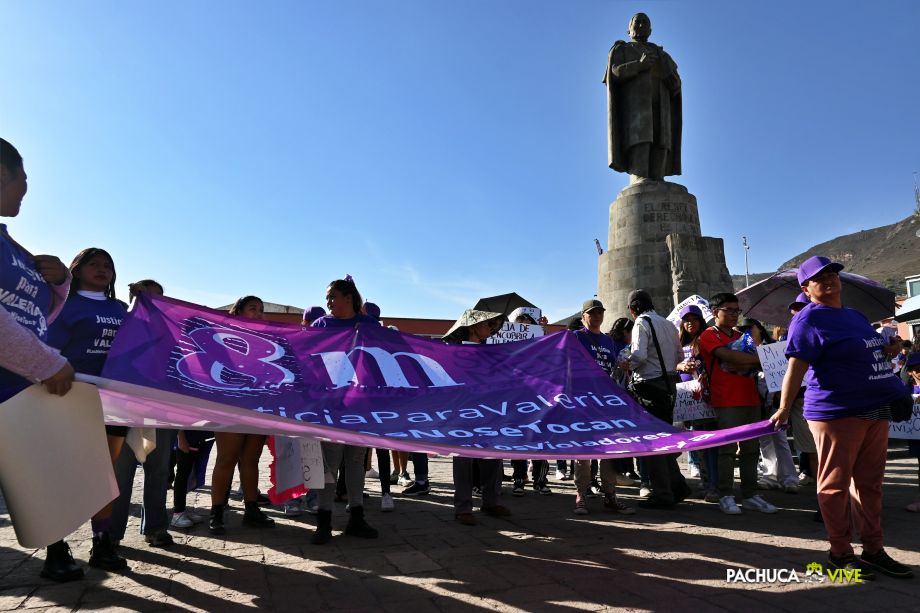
[2,137,918,585]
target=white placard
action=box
[666,295,713,328]
[487,321,544,344]
[0,383,119,548]
[273,436,325,491]
[673,380,716,422]
[757,341,796,393]
[889,396,920,440]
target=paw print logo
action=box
[804,562,825,583]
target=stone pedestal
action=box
[597,180,732,326]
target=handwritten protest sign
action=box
[269,436,324,503]
[487,321,544,344]
[666,295,713,328]
[756,341,802,393]
[674,381,715,422]
[889,396,920,440]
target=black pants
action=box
[511,460,550,485]
[632,378,688,504]
[173,448,202,513]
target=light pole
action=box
[742,236,750,287]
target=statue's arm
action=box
[609,57,644,82]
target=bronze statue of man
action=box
[603,13,682,181]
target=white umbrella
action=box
[895,294,920,323]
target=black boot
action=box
[344,505,378,539]
[41,540,83,582]
[209,504,226,535]
[88,533,128,571]
[311,509,333,544]
[242,501,275,528]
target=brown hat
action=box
[582,299,605,313]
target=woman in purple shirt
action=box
[771,256,913,579]
[0,138,79,582]
[309,277,379,544]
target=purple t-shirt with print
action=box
[0,225,52,400]
[785,303,906,420]
[47,294,127,376]
[574,327,616,377]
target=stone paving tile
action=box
[2,452,920,611]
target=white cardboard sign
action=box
[273,436,325,491]
[757,341,795,393]
[889,396,920,440]
[673,380,716,422]
[487,322,544,344]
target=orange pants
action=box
[808,417,888,556]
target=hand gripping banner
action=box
[95,295,773,459]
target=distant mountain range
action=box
[731,215,920,295]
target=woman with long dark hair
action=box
[309,277,379,544]
[48,247,130,570]
[208,295,275,534]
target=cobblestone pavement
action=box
[2,445,918,612]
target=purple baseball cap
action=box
[303,306,326,323]
[364,302,381,321]
[679,304,704,320]
[787,292,809,311]
[796,256,843,286]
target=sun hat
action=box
[442,309,506,343]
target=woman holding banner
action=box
[771,256,913,579]
[309,277,379,544]
[0,138,80,581]
[208,296,275,535]
[443,308,510,525]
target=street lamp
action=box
[742,236,750,288]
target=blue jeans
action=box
[110,428,176,539]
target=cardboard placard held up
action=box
[0,383,118,548]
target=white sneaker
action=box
[397,472,413,487]
[381,493,395,512]
[365,468,379,479]
[639,486,652,499]
[742,494,778,514]
[798,473,815,485]
[170,511,194,528]
[719,495,743,515]
[689,464,700,478]
[182,509,206,524]
[284,499,303,516]
[555,469,566,481]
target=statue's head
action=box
[628,13,651,42]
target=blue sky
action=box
[3,1,919,322]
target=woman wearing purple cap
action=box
[771,256,913,578]
[675,304,719,501]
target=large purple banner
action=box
[97,295,773,459]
